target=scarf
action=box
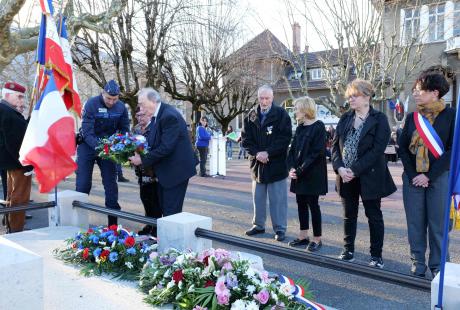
[408,99,445,172]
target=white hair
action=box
[257,85,273,97]
[138,87,161,103]
[1,88,20,98]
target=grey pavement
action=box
[1,160,459,309]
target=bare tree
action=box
[0,0,128,74]
[72,0,189,120]
[162,0,258,131]
[284,0,428,120]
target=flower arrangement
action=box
[54,225,157,280]
[96,132,149,164]
[139,248,314,310]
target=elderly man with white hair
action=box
[0,82,32,233]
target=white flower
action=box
[245,267,256,278]
[166,280,175,289]
[178,280,183,289]
[99,241,107,246]
[279,283,292,296]
[125,262,134,269]
[135,135,146,142]
[176,254,185,265]
[246,285,256,294]
[163,269,171,278]
[230,299,246,310]
[153,271,159,278]
[188,284,196,293]
[246,300,259,310]
[139,257,145,263]
[111,241,116,249]
[271,291,279,302]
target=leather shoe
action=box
[274,231,285,241]
[25,213,33,219]
[288,238,310,248]
[245,227,265,236]
[118,176,130,182]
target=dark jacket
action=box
[287,120,328,195]
[398,108,455,182]
[332,107,396,200]
[141,103,197,188]
[0,100,28,170]
[80,95,130,151]
[242,104,292,183]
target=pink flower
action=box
[214,280,228,295]
[259,270,270,283]
[254,289,270,305]
[149,252,158,260]
[217,293,230,305]
[222,262,233,271]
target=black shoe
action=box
[138,225,153,236]
[338,250,355,262]
[307,241,322,252]
[200,174,210,177]
[245,227,265,236]
[118,176,129,182]
[369,256,384,269]
[25,213,33,219]
[288,238,310,248]
[431,268,440,278]
[411,263,427,277]
[274,231,285,242]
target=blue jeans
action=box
[226,141,233,159]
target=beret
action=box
[3,82,26,94]
[104,80,120,96]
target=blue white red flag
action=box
[278,274,325,310]
[39,0,54,15]
[413,112,444,159]
[19,72,77,193]
[57,15,82,116]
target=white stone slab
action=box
[157,212,212,253]
[0,237,43,310]
[432,262,460,309]
[3,226,153,310]
[48,190,89,228]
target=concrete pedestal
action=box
[0,236,43,310]
[48,190,88,228]
[157,212,212,253]
[432,262,460,309]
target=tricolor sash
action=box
[278,274,326,310]
[413,112,445,159]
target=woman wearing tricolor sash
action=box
[398,70,455,278]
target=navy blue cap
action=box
[104,80,120,96]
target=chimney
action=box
[292,22,301,54]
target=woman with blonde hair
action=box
[332,79,396,268]
[287,96,328,252]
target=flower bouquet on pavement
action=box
[139,248,315,309]
[96,132,149,164]
[53,225,157,280]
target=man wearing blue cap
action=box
[76,80,130,226]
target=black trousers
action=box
[1,169,6,200]
[341,178,384,257]
[159,179,189,216]
[140,180,161,236]
[296,194,322,237]
[197,146,208,176]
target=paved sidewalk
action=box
[1,160,459,309]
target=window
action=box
[428,4,445,42]
[287,70,303,80]
[310,68,323,80]
[454,2,460,37]
[403,7,420,44]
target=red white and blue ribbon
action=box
[413,112,444,159]
[278,274,325,310]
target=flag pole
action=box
[435,94,460,309]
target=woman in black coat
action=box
[332,79,396,268]
[398,70,455,278]
[287,96,328,252]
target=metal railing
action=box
[0,201,56,214]
[70,200,430,291]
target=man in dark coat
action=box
[129,88,196,216]
[76,80,130,226]
[242,85,292,241]
[0,82,32,232]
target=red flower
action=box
[82,248,89,260]
[124,236,135,247]
[172,270,184,283]
[204,280,215,287]
[87,228,94,233]
[72,243,77,249]
[203,255,210,266]
[104,144,109,155]
[109,225,118,231]
[100,250,110,259]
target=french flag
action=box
[57,15,82,117]
[39,0,54,15]
[36,13,70,95]
[19,72,77,193]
